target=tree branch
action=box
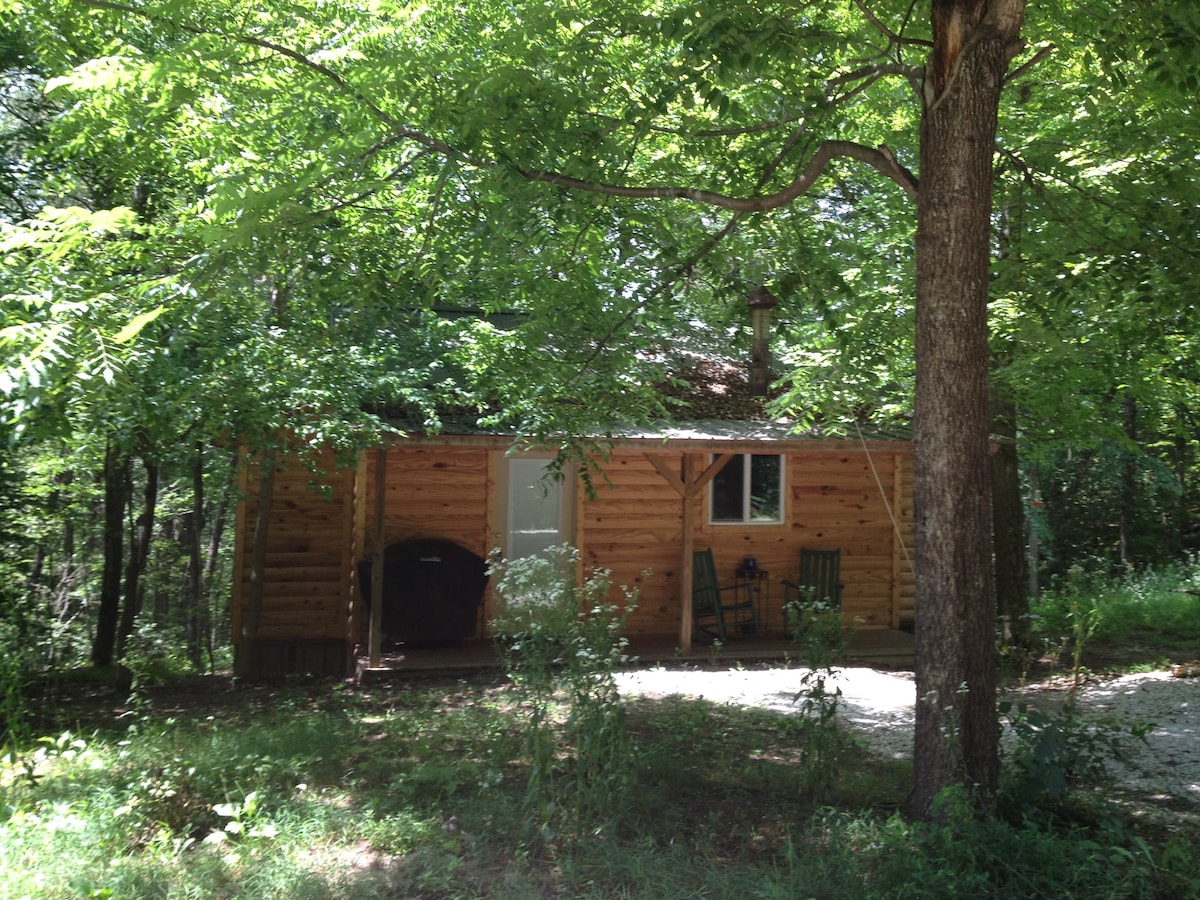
[854,0,932,49]
[1005,43,1055,85]
[74,0,919,209]
[828,63,925,89]
[516,139,918,208]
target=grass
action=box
[3,670,1197,898]
[4,560,1200,898]
[1026,558,1200,674]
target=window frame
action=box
[708,453,785,526]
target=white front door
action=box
[504,456,571,560]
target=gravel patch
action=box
[614,664,1200,812]
[1058,671,1200,808]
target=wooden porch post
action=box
[646,451,737,652]
[679,454,696,651]
[369,446,386,668]
[891,455,904,629]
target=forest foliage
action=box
[0,0,1198,815]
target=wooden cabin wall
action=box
[893,455,916,628]
[579,449,914,637]
[348,446,493,643]
[775,451,914,630]
[367,447,492,554]
[577,453,685,637]
[232,448,356,646]
[233,440,915,673]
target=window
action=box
[504,456,572,560]
[710,454,784,524]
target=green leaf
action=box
[111,306,165,344]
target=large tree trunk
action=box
[990,379,1030,649]
[908,0,1026,818]
[91,440,130,667]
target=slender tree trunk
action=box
[116,456,160,661]
[1175,404,1193,552]
[92,440,131,667]
[57,469,76,622]
[202,449,238,665]
[908,0,1025,818]
[187,442,206,668]
[989,378,1030,649]
[1118,392,1138,566]
[235,450,276,678]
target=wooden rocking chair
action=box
[782,548,843,634]
[693,549,759,642]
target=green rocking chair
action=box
[782,548,844,635]
[693,549,759,642]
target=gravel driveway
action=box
[613,665,1200,813]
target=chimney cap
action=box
[746,285,778,310]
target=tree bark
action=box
[116,456,160,662]
[990,379,1030,649]
[908,0,1025,818]
[1118,392,1138,565]
[184,443,206,668]
[201,449,238,662]
[1174,404,1192,553]
[91,440,130,667]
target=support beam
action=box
[647,453,686,496]
[666,452,737,652]
[679,454,696,650]
[690,453,735,498]
[369,446,386,668]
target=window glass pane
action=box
[710,454,783,524]
[507,458,563,559]
[748,455,782,521]
[710,454,745,522]
[510,479,560,531]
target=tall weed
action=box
[999,699,1153,816]
[489,544,639,842]
[784,594,858,796]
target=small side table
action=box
[736,567,770,637]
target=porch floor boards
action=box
[356,627,914,680]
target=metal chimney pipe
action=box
[747,286,778,396]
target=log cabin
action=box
[231,419,915,678]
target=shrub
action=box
[999,698,1153,818]
[1031,558,1200,663]
[784,597,859,798]
[488,544,639,843]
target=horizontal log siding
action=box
[894,453,916,627]
[580,449,914,637]
[234,440,914,654]
[780,452,900,629]
[580,453,683,636]
[368,447,491,554]
[235,450,354,642]
[351,446,492,642]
